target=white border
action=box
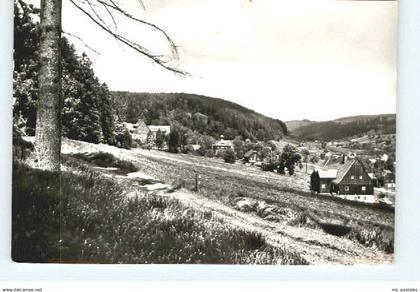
[1,0,419,281]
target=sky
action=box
[29,0,397,121]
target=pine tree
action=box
[155,130,165,150]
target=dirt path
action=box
[62,139,393,265]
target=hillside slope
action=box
[288,114,396,141]
[111,91,287,141]
[61,139,394,265]
[285,119,315,132]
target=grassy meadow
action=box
[104,147,394,254]
[12,158,308,264]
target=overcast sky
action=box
[30,0,397,121]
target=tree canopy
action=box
[14,1,115,145]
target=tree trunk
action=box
[35,0,62,171]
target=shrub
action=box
[347,226,394,253]
[262,161,278,172]
[223,149,236,164]
[114,128,132,149]
[69,152,138,174]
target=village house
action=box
[123,119,149,143]
[212,135,234,154]
[148,125,171,139]
[191,144,201,151]
[310,155,375,202]
[310,169,337,193]
[123,120,171,145]
[243,150,259,165]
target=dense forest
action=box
[13,1,123,146]
[290,115,396,141]
[112,91,288,142]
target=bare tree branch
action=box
[68,0,188,75]
[97,0,180,61]
[86,0,113,33]
[100,1,118,30]
[62,30,101,55]
[136,0,146,12]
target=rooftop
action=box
[213,139,234,147]
[148,125,171,133]
[318,169,338,179]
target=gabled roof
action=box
[213,140,233,147]
[319,157,372,184]
[318,169,338,179]
[333,159,356,184]
[148,125,171,133]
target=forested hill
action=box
[111,91,287,141]
[289,114,396,141]
[285,119,313,132]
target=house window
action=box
[359,175,363,180]
[351,175,354,180]
[345,186,349,191]
[362,186,366,192]
[321,184,326,189]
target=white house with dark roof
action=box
[123,120,170,146]
[212,135,234,154]
[147,125,171,139]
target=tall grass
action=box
[12,161,308,265]
[346,226,394,253]
[67,152,138,174]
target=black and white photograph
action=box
[11,0,397,265]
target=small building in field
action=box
[243,150,259,165]
[191,144,201,151]
[123,120,170,146]
[310,156,375,202]
[123,119,150,143]
[212,135,234,154]
[148,125,171,138]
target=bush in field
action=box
[181,144,195,154]
[279,145,301,176]
[155,129,166,150]
[203,149,215,158]
[113,125,132,149]
[223,149,236,164]
[232,137,245,159]
[69,152,138,174]
[310,155,319,164]
[346,226,394,254]
[12,161,308,264]
[168,130,180,153]
[261,161,278,172]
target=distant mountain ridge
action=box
[111,91,287,141]
[287,114,396,141]
[334,114,395,125]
